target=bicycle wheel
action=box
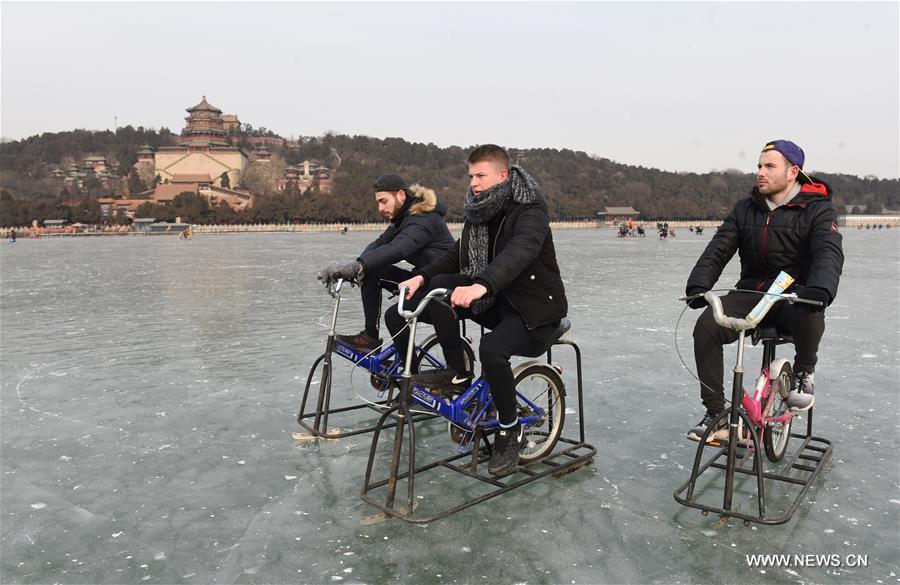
[763,361,793,462]
[514,364,565,462]
[413,334,475,376]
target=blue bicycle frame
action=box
[332,339,454,396]
[407,375,547,452]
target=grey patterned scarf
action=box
[462,165,541,313]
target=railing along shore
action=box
[5,215,897,239]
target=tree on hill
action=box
[135,201,157,219]
[73,197,102,224]
[127,168,147,196]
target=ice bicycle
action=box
[673,272,833,525]
[296,278,474,439]
[361,287,597,523]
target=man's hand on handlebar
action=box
[317,261,363,287]
[685,287,709,309]
[398,275,425,299]
[796,286,829,312]
[451,284,487,309]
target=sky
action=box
[1,1,898,179]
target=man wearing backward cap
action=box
[683,140,844,443]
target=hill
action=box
[1,128,897,225]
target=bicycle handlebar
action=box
[705,291,767,331]
[397,287,451,320]
[326,278,346,298]
[700,290,824,331]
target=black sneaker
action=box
[335,330,382,353]
[411,368,472,397]
[687,411,728,443]
[489,422,524,475]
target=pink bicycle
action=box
[674,271,833,525]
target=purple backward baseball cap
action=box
[761,139,805,168]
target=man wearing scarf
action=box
[317,174,454,352]
[386,144,568,476]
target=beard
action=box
[757,170,790,196]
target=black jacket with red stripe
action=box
[686,178,844,303]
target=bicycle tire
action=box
[763,361,793,462]
[413,334,475,376]
[514,364,566,462]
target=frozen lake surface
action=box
[2,228,898,584]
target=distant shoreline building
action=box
[597,206,641,223]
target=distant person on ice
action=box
[316,174,454,352]
[683,139,844,443]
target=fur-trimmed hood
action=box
[358,183,455,272]
[407,184,443,216]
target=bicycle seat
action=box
[519,319,572,358]
[550,318,572,344]
[751,324,794,345]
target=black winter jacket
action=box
[358,186,454,272]
[686,178,844,303]
[416,194,567,330]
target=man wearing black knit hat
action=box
[684,139,844,443]
[317,174,454,352]
[386,144,568,476]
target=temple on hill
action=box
[279,160,333,192]
[148,96,248,186]
[134,96,254,212]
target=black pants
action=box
[384,273,560,425]
[693,291,826,414]
[360,265,414,336]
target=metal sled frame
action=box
[296,287,477,439]
[295,333,437,439]
[673,336,833,525]
[360,337,597,523]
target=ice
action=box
[1,229,897,584]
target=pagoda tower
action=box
[144,97,253,209]
[255,145,271,162]
[180,96,229,150]
[136,144,155,163]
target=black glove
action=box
[685,287,709,309]
[796,286,829,311]
[317,261,362,286]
